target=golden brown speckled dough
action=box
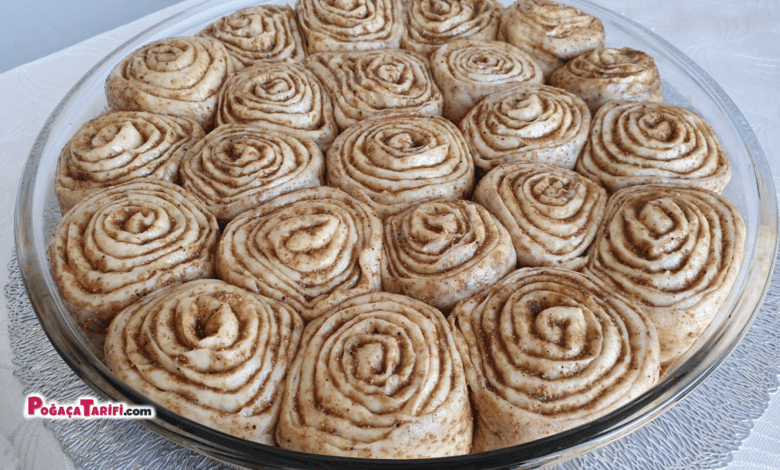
[401,0,502,58]
[499,0,604,77]
[576,101,732,193]
[55,110,204,214]
[326,113,474,218]
[305,49,443,130]
[381,198,516,313]
[548,47,663,112]
[585,184,746,366]
[105,36,234,130]
[450,267,660,450]
[48,179,219,332]
[105,279,303,445]
[430,39,544,123]
[216,186,382,322]
[459,84,590,172]
[473,162,606,270]
[215,61,338,152]
[276,292,472,458]
[178,124,325,224]
[295,0,404,54]
[198,5,306,70]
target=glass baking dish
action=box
[14,0,778,468]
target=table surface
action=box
[0,1,778,469]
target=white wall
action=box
[0,0,185,73]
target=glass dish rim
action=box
[13,0,779,468]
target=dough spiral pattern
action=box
[276,292,472,458]
[105,279,303,445]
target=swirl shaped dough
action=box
[430,39,544,123]
[304,49,443,130]
[474,162,606,270]
[576,101,732,193]
[105,279,303,444]
[295,0,404,54]
[198,5,306,69]
[326,113,475,218]
[276,292,472,457]
[179,124,325,224]
[215,62,338,151]
[48,179,219,332]
[548,47,663,112]
[459,84,590,172]
[585,184,746,366]
[499,0,605,77]
[401,0,502,58]
[382,199,516,313]
[55,110,205,213]
[449,267,660,450]
[105,36,234,130]
[216,186,382,322]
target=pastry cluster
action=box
[49,0,745,459]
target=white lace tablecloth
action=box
[1,1,779,469]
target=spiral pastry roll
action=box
[401,0,502,58]
[105,279,303,444]
[55,110,205,213]
[431,39,543,123]
[549,47,663,112]
[326,114,474,218]
[460,84,590,172]
[179,125,325,224]
[295,0,404,54]
[450,267,660,450]
[105,36,234,130]
[576,101,732,193]
[499,0,605,77]
[585,184,746,366]
[305,49,443,130]
[215,62,338,151]
[474,162,606,270]
[48,179,219,332]
[276,292,472,457]
[198,5,306,70]
[382,199,516,313]
[216,186,382,322]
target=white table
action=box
[1,1,778,468]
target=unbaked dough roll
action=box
[305,49,443,130]
[276,292,472,457]
[381,199,516,313]
[548,47,663,112]
[474,162,606,270]
[401,0,502,58]
[199,5,306,69]
[430,39,543,123]
[48,179,219,332]
[55,110,205,213]
[105,36,234,130]
[459,84,590,172]
[585,184,746,366]
[295,0,404,54]
[576,101,732,193]
[450,267,660,450]
[105,279,303,445]
[326,113,475,218]
[216,186,382,322]
[499,0,604,77]
[179,124,325,224]
[215,62,338,151]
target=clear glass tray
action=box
[14,0,778,468]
